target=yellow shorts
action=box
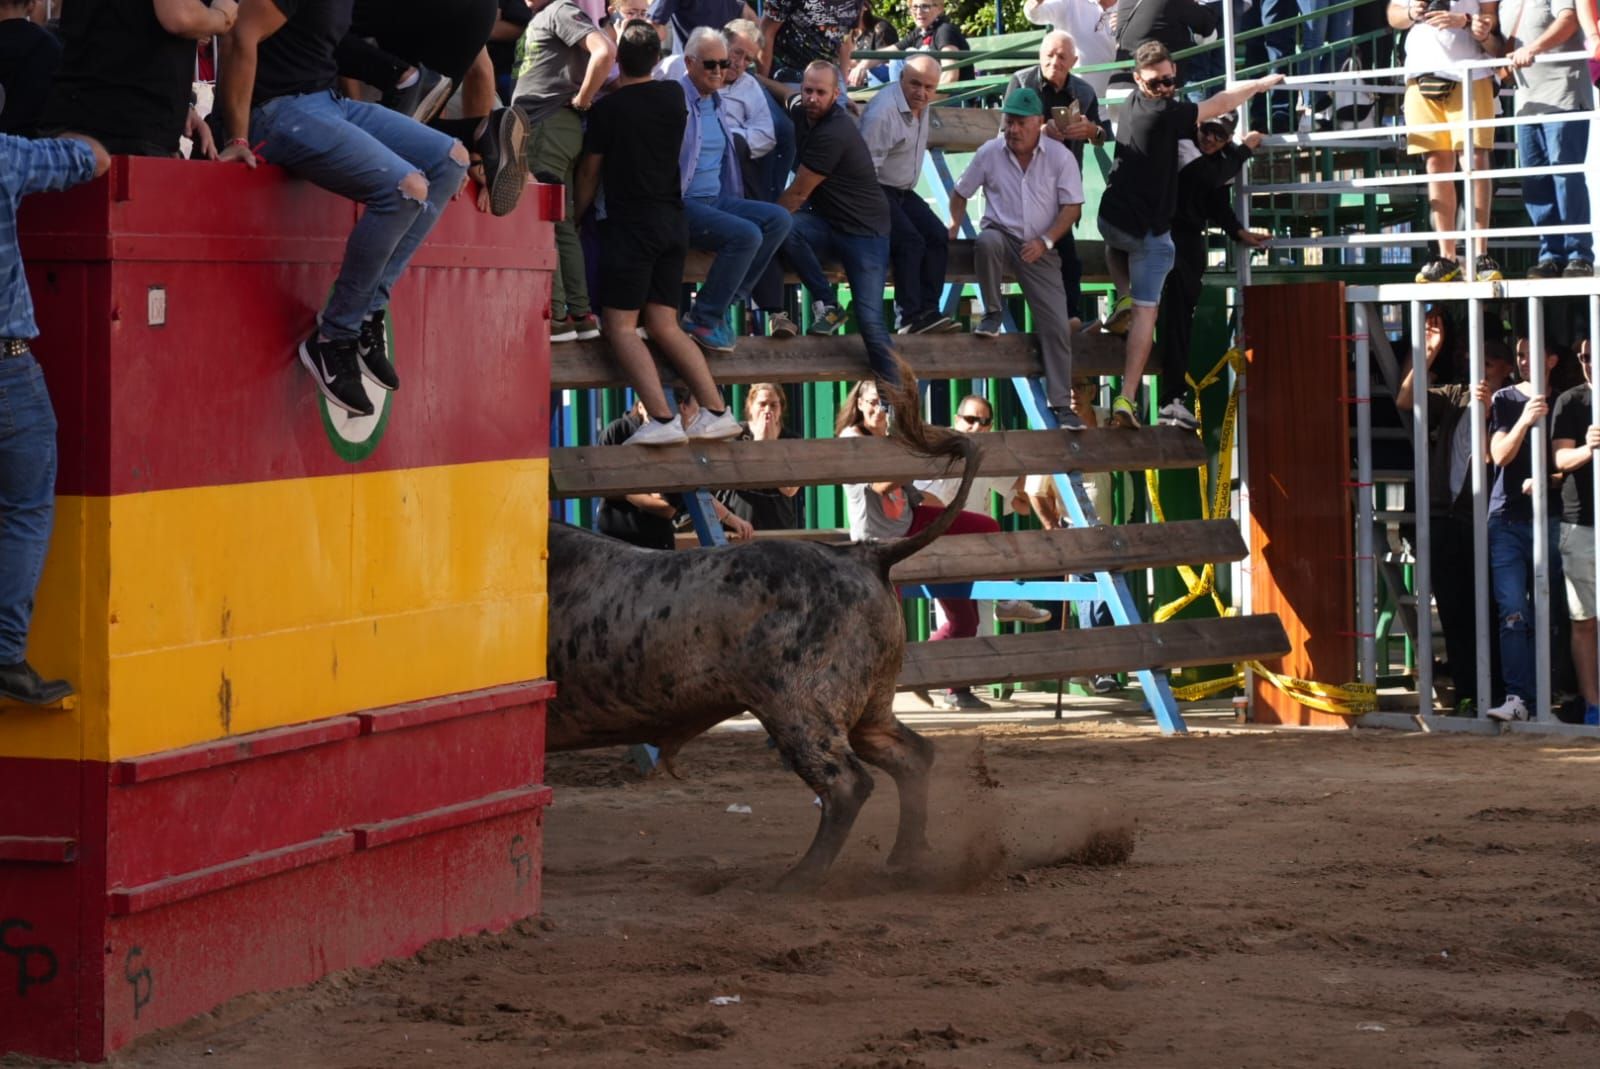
[1404,77,1497,154]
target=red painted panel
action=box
[0,837,77,863]
[352,785,553,850]
[108,832,356,916]
[21,158,557,497]
[111,717,361,785]
[358,679,557,734]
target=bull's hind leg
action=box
[848,692,935,872]
[758,712,875,892]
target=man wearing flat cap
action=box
[947,85,1085,430]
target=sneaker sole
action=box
[1103,307,1133,335]
[769,326,799,339]
[572,322,602,341]
[1111,409,1141,430]
[912,317,955,335]
[972,327,1001,338]
[806,325,840,336]
[489,108,530,217]
[299,341,374,416]
[1414,268,1462,283]
[689,333,735,354]
[686,425,744,441]
[412,77,456,126]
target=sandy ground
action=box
[35,697,1600,1068]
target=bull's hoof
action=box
[885,840,933,874]
[774,864,827,894]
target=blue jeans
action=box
[251,90,466,340]
[683,194,792,326]
[1489,515,1563,701]
[782,210,896,383]
[1517,116,1593,265]
[0,354,57,664]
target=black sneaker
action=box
[481,107,529,217]
[898,310,955,335]
[1473,254,1503,282]
[0,660,73,706]
[1049,405,1086,431]
[1157,399,1201,430]
[1526,259,1564,280]
[1415,257,1461,283]
[300,334,375,416]
[384,67,453,124]
[1565,260,1595,278]
[356,310,400,391]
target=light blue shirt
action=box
[2,134,98,339]
[687,95,724,200]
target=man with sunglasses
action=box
[677,25,793,352]
[1097,40,1281,429]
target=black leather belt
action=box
[1,339,29,359]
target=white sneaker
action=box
[685,408,743,441]
[995,599,1051,624]
[625,415,688,446]
[1485,694,1529,722]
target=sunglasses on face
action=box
[1143,75,1180,89]
[698,58,732,70]
[956,412,992,426]
[861,397,886,410]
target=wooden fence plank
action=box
[897,615,1290,689]
[680,237,1108,286]
[888,519,1247,583]
[550,331,1126,390]
[549,427,1206,497]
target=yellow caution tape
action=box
[1146,348,1378,717]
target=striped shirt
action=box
[2,134,98,339]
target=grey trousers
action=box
[974,227,1074,410]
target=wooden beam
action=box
[927,107,1000,153]
[897,615,1291,690]
[888,520,1247,583]
[549,427,1207,498]
[550,331,1126,390]
[680,237,1108,285]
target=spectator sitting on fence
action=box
[335,0,530,218]
[1005,29,1111,331]
[916,393,1053,634]
[1502,0,1592,279]
[39,0,234,157]
[760,0,858,79]
[715,383,803,530]
[1022,0,1118,97]
[675,26,793,353]
[1096,40,1281,430]
[721,19,801,339]
[649,0,755,53]
[514,0,615,343]
[218,0,470,417]
[861,54,955,336]
[0,0,61,136]
[1389,0,1504,284]
[1484,336,1573,723]
[1550,355,1600,723]
[849,3,899,85]
[1,129,110,705]
[576,18,744,447]
[846,0,971,87]
[837,379,1002,712]
[1394,315,1512,717]
[947,87,1084,429]
[598,394,754,547]
[779,61,900,384]
[1152,113,1269,431]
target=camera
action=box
[1425,0,1452,11]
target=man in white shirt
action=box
[1023,0,1118,95]
[947,86,1084,429]
[860,54,955,335]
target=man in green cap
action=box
[947,84,1086,430]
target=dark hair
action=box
[617,18,660,78]
[1133,40,1172,69]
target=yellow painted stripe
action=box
[0,460,548,762]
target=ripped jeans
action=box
[250,90,466,340]
[1488,514,1563,702]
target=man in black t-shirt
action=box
[1096,39,1280,430]
[0,0,62,135]
[574,18,741,448]
[777,60,898,385]
[1551,376,1600,721]
[218,0,471,418]
[40,0,235,155]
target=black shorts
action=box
[598,211,689,313]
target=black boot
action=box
[0,661,74,705]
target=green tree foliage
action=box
[866,0,1031,40]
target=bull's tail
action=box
[871,353,982,571]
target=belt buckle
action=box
[1,339,29,358]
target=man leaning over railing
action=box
[1501,0,1592,278]
[1388,0,1505,284]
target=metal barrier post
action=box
[1468,299,1492,715]
[1529,297,1551,721]
[1460,66,1476,281]
[1356,304,1376,685]
[1408,300,1433,712]
[1591,296,1600,720]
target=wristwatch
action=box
[1041,236,1055,251]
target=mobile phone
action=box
[1052,102,1080,126]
